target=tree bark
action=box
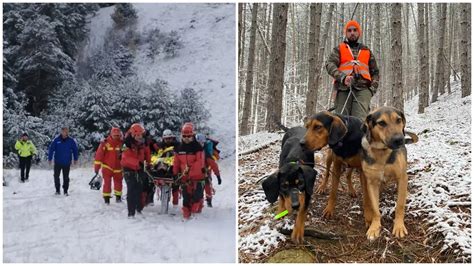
[265,3,288,131]
[391,3,404,111]
[418,3,428,114]
[240,3,259,135]
[461,3,471,98]
[432,3,447,102]
[304,3,322,115]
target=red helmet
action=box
[181,122,194,135]
[129,123,145,137]
[110,127,122,137]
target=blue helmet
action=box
[195,133,206,144]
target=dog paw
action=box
[392,223,408,238]
[366,224,381,241]
[322,206,335,219]
[291,229,304,244]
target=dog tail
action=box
[404,131,419,144]
[275,121,289,132]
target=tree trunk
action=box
[418,3,429,114]
[266,3,288,131]
[240,3,259,135]
[314,4,334,110]
[304,3,322,115]
[432,3,447,102]
[424,4,431,107]
[461,3,471,98]
[238,3,243,70]
[391,3,404,111]
[445,4,453,94]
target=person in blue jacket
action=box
[48,127,79,196]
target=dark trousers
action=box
[19,156,32,181]
[182,181,204,209]
[54,164,70,193]
[124,170,144,216]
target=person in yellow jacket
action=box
[14,133,37,182]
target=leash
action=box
[339,84,368,115]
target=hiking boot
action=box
[182,207,191,219]
[206,198,213,208]
[116,195,122,203]
[55,191,60,195]
[20,179,25,183]
[64,192,69,197]
[104,197,110,205]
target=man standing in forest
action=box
[326,20,380,120]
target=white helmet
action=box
[162,129,174,138]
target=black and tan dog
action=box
[360,107,418,240]
[262,127,317,243]
[301,111,364,218]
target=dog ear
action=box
[364,113,373,142]
[262,172,279,203]
[328,116,348,145]
[299,166,317,196]
[395,108,406,134]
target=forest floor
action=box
[238,81,471,263]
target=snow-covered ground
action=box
[86,3,236,156]
[3,158,235,263]
[3,3,236,263]
[404,81,471,259]
[238,80,471,262]
[238,131,281,154]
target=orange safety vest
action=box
[338,42,372,81]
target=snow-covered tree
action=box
[111,3,138,29]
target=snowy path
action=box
[3,159,235,263]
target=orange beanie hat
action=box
[344,20,362,36]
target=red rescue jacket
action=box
[94,136,123,173]
[173,140,205,182]
[121,135,151,171]
[206,157,220,177]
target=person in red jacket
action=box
[94,127,124,204]
[121,123,151,218]
[195,133,221,208]
[173,123,206,220]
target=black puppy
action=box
[262,127,317,243]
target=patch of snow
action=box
[3,159,235,263]
[404,80,471,260]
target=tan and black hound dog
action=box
[301,111,364,218]
[262,126,317,243]
[316,149,356,197]
[360,106,418,240]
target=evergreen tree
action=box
[15,15,75,115]
[111,3,138,29]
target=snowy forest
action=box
[238,3,471,263]
[238,3,471,135]
[3,3,209,166]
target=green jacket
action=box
[325,40,380,93]
[15,140,37,158]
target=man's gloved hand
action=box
[216,176,222,185]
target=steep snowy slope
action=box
[85,4,236,155]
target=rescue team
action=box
[15,122,222,220]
